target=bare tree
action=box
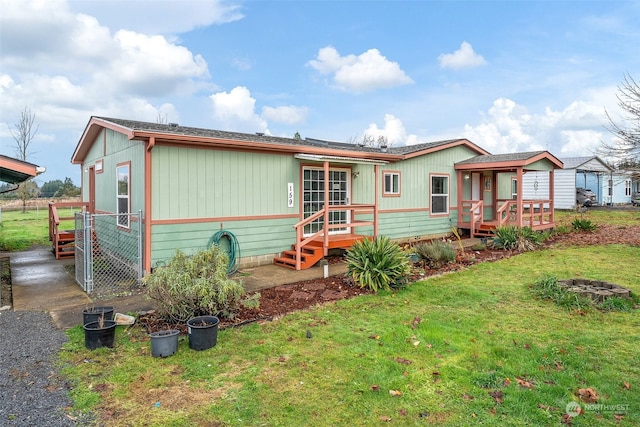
[601,73,640,162]
[8,107,39,212]
[348,133,390,149]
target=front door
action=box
[302,167,350,236]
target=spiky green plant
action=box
[572,218,597,231]
[345,236,411,292]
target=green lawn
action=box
[0,207,78,251]
[59,243,639,425]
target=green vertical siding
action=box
[151,146,298,219]
[81,129,145,214]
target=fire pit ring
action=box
[558,279,631,302]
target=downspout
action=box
[323,160,329,256]
[549,168,555,224]
[374,164,379,236]
[143,137,155,274]
[456,170,463,230]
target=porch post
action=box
[456,170,463,229]
[323,160,329,256]
[374,164,379,237]
[516,167,524,227]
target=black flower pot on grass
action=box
[82,306,114,325]
[83,320,117,349]
[150,329,180,357]
[187,316,219,351]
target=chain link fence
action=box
[75,212,143,299]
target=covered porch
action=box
[274,154,389,270]
[455,151,564,237]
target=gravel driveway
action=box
[0,311,87,426]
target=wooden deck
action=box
[273,233,366,270]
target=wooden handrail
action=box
[48,202,89,258]
[292,203,376,270]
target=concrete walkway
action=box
[4,246,347,329]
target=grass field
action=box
[0,207,79,251]
[55,211,640,426]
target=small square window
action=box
[383,171,400,196]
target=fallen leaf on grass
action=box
[561,413,574,425]
[488,390,503,404]
[379,416,392,422]
[462,393,474,401]
[411,317,422,329]
[368,334,380,340]
[396,357,412,365]
[623,382,631,390]
[516,377,534,389]
[577,387,599,403]
[537,403,558,411]
[398,409,408,416]
[503,378,512,387]
[614,414,624,421]
[371,384,380,392]
[389,390,403,397]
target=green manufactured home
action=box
[64,116,563,273]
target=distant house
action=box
[61,117,563,273]
[523,156,612,209]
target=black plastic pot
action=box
[82,306,115,325]
[150,329,180,357]
[83,320,117,349]
[187,316,219,351]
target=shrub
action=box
[345,236,411,292]
[493,226,542,251]
[145,245,257,323]
[572,218,597,231]
[413,240,457,267]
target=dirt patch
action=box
[1,257,12,308]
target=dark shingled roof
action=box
[455,151,547,165]
[94,117,466,156]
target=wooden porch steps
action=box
[54,230,75,259]
[273,245,324,270]
[474,223,497,237]
[273,233,367,270]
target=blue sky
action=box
[1,0,639,185]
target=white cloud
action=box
[438,41,487,70]
[262,105,308,125]
[462,97,610,157]
[308,46,413,93]
[67,0,244,35]
[209,86,269,134]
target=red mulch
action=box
[138,223,640,333]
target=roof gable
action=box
[455,151,564,170]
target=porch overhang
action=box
[294,153,388,165]
[0,155,46,184]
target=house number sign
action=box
[287,183,294,208]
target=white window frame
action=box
[383,171,401,196]
[430,174,449,215]
[625,179,631,196]
[116,162,130,229]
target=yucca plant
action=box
[572,218,597,231]
[345,236,411,292]
[492,225,520,250]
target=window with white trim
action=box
[117,164,130,228]
[431,175,449,214]
[625,179,631,196]
[383,171,400,195]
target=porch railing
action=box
[460,200,484,236]
[49,201,89,256]
[497,199,554,228]
[292,203,375,270]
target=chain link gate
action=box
[75,211,143,298]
